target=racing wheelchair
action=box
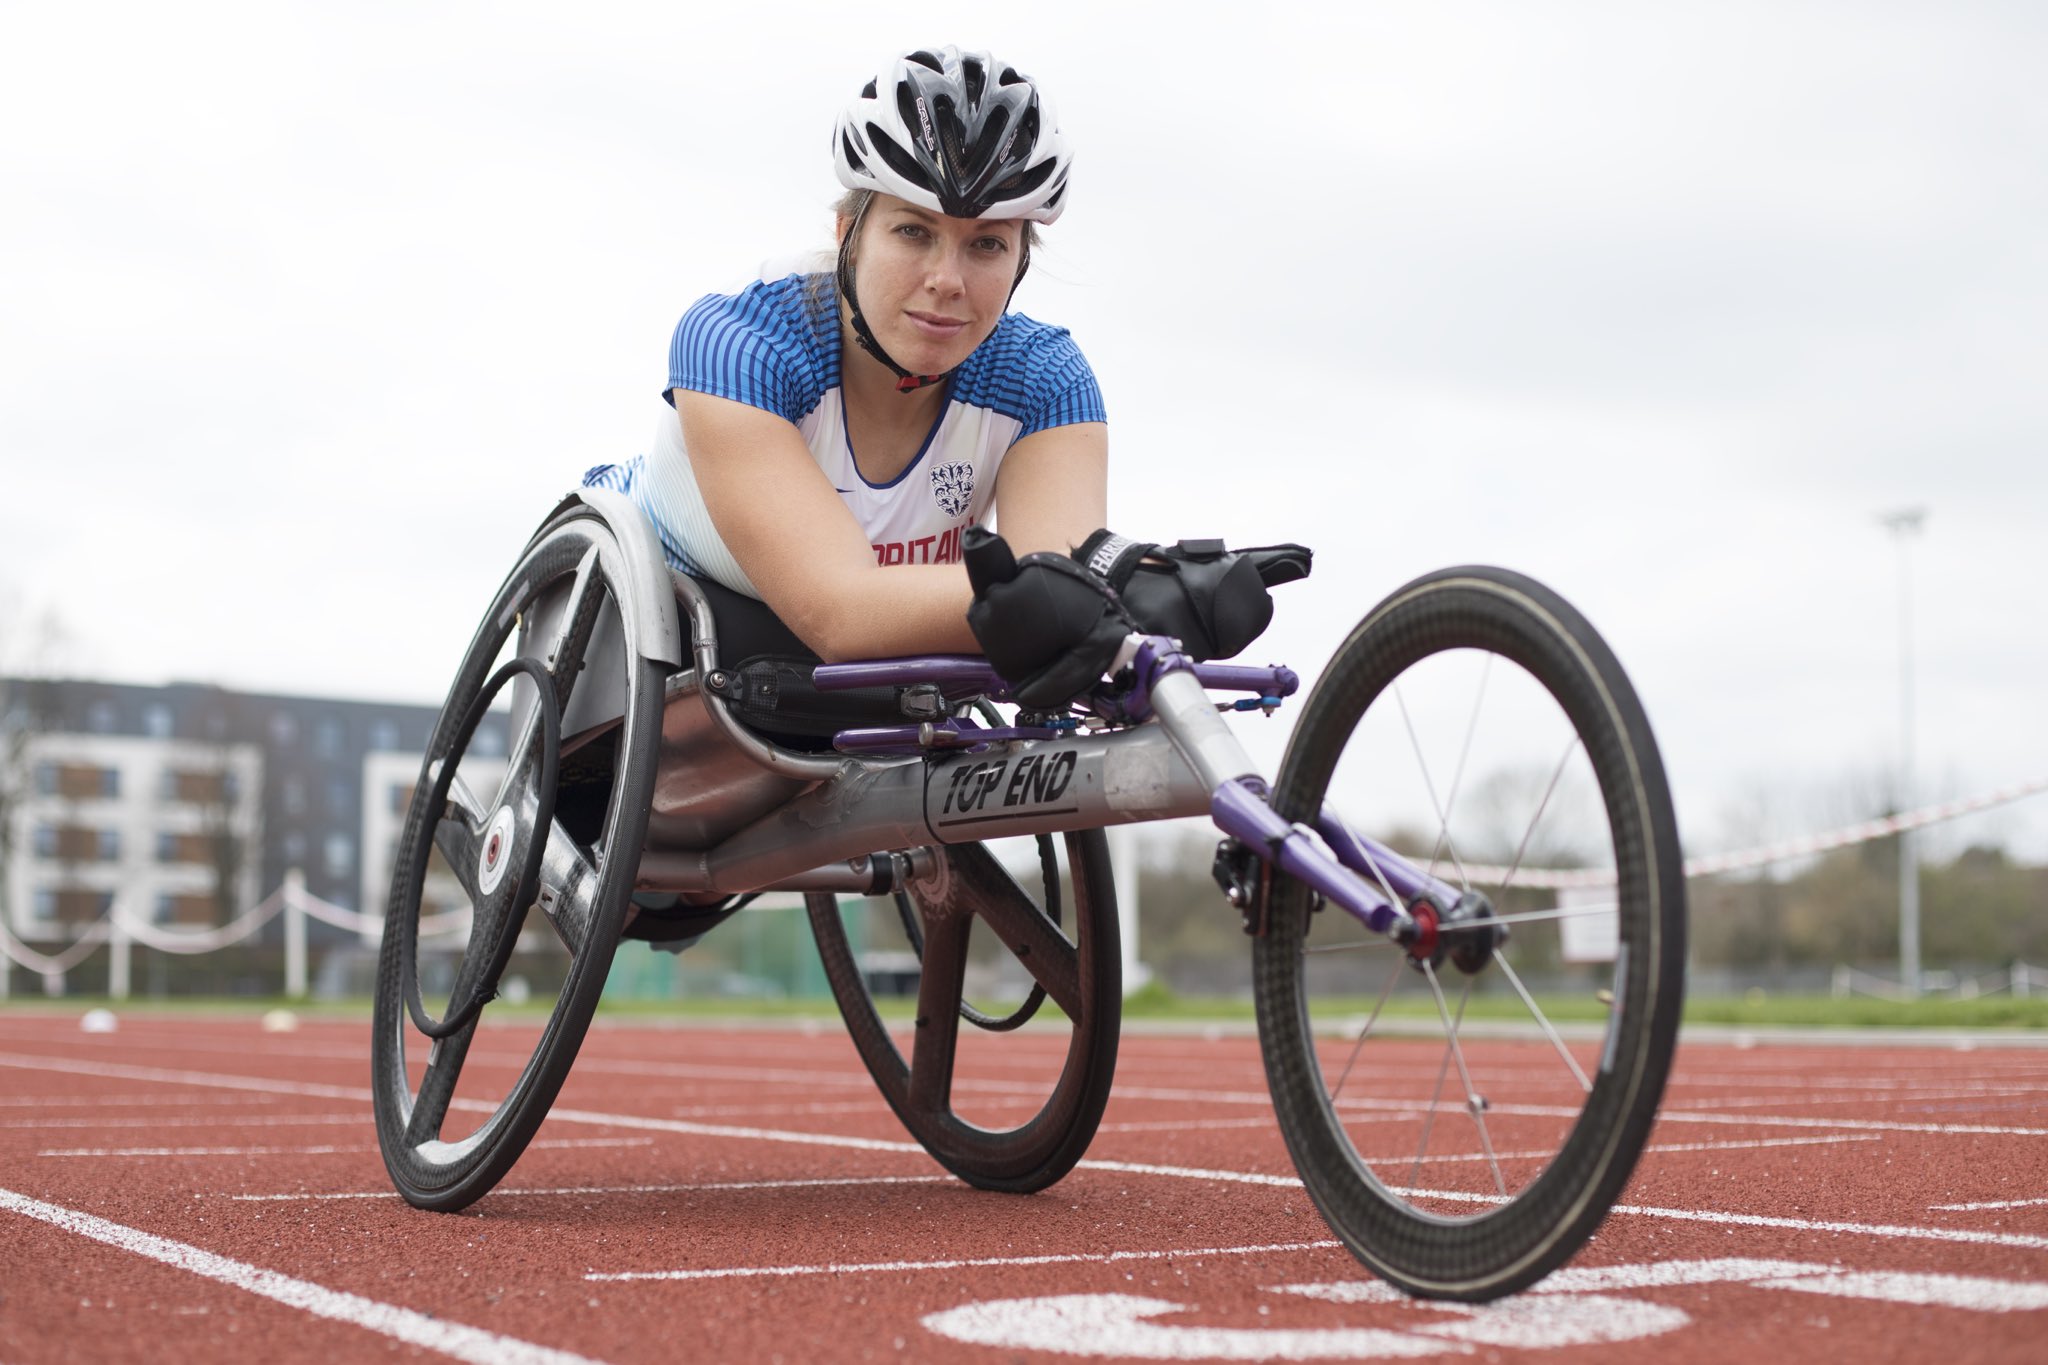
[372,487,1686,1301]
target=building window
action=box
[47,764,119,799]
[473,725,506,758]
[313,716,345,758]
[324,834,355,878]
[162,769,230,804]
[282,778,306,816]
[270,711,298,746]
[326,778,354,816]
[282,831,307,865]
[368,719,401,752]
[389,781,414,816]
[86,699,119,733]
[36,826,121,861]
[143,704,174,739]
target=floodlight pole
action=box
[1879,507,1925,999]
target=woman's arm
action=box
[990,420,1108,557]
[679,389,980,661]
[681,391,1109,662]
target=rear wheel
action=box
[1252,566,1686,1299]
[372,509,667,1210]
[806,831,1121,1191]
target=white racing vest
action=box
[585,271,1105,598]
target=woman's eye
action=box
[895,223,927,241]
[974,237,1009,254]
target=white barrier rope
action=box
[1451,775,2048,890]
[0,920,111,974]
[108,884,289,956]
[5,775,2043,974]
[0,874,474,972]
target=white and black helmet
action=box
[834,46,1072,224]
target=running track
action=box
[2,1011,2044,1363]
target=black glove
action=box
[1074,530,1312,661]
[965,528,1134,709]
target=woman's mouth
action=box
[905,311,970,340]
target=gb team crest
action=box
[929,461,975,519]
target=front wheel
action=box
[1252,566,1686,1300]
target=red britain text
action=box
[873,524,966,567]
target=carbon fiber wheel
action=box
[373,507,667,1211]
[805,831,1120,1191]
[1252,566,1686,1299]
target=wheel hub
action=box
[478,805,518,896]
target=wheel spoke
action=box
[1491,733,1582,899]
[429,767,489,902]
[1330,955,1405,1101]
[542,546,606,714]
[1420,961,1506,1196]
[1494,954,1593,1093]
[906,905,971,1115]
[403,1027,475,1147]
[1391,677,1473,889]
[536,820,601,956]
[948,845,1083,1020]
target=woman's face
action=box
[842,195,1023,377]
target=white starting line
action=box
[0,1186,605,1365]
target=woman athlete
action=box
[585,46,1107,665]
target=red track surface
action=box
[3,1010,2045,1363]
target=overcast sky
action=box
[3,1,2044,861]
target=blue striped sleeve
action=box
[664,275,831,420]
[949,314,1107,438]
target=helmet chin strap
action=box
[835,201,1033,396]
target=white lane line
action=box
[1387,1134,1882,1166]
[587,1240,1345,1283]
[6,1114,365,1131]
[1931,1196,2048,1212]
[12,1050,2045,1141]
[39,1138,653,1159]
[228,1174,954,1202]
[0,1186,609,1365]
[0,1051,371,1103]
[1372,1186,2048,1253]
[9,1047,2043,1259]
[0,1093,282,1108]
[1759,1269,2048,1312]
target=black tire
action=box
[805,830,1121,1191]
[372,507,668,1211]
[1252,566,1686,1300]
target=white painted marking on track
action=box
[38,1138,653,1158]
[228,1174,953,1202]
[3,1113,364,1130]
[922,1290,1691,1359]
[587,1240,1345,1283]
[11,1045,2047,1264]
[1759,1269,2048,1312]
[0,1186,610,1365]
[1932,1195,2048,1211]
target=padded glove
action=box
[1074,530,1313,661]
[965,529,1136,709]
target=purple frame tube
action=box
[1212,778,1459,938]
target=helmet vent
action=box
[961,57,986,106]
[861,78,877,100]
[907,49,944,73]
[998,66,1027,87]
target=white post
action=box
[109,908,131,1001]
[1879,508,1925,999]
[284,868,308,1000]
[1107,824,1145,995]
